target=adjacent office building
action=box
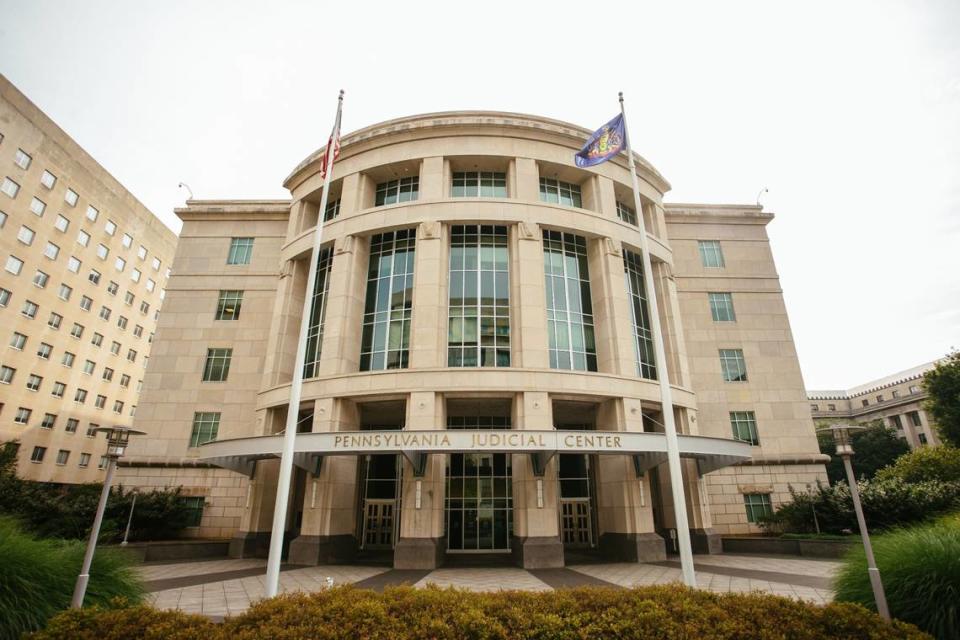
[0,74,177,483]
[118,111,827,568]
[809,359,944,448]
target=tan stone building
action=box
[118,111,826,568]
[0,74,177,483]
[808,360,944,448]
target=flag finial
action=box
[618,91,624,102]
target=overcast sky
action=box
[1,0,957,389]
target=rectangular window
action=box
[33,270,49,288]
[120,374,130,388]
[67,256,81,273]
[909,385,920,394]
[227,237,254,265]
[216,290,244,321]
[622,249,657,379]
[89,269,101,285]
[616,201,638,225]
[152,257,161,271]
[102,367,114,381]
[91,332,103,347]
[448,225,510,368]
[15,408,32,424]
[451,171,507,198]
[744,493,773,523]
[323,198,340,221]
[698,240,725,268]
[52,382,66,398]
[145,278,155,292]
[26,374,42,391]
[908,411,922,427]
[180,496,205,527]
[138,245,147,260]
[63,352,75,367]
[115,257,126,272]
[41,170,57,189]
[2,177,20,198]
[202,348,232,381]
[360,230,415,371]
[719,348,748,382]
[98,456,108,469]
[876,394,884,403]
[139,301,149,315]
[5,255,24,275]
[375,176,419,206]
[30,446,46,463]
[37,342,52,359]
[95,243,108,260]
[41,413,57,429]
[94,395,106,409]
[543,230,596,371]
[124,291,134,305]
[190,412,221,447]
[539,177,582,208]
[56,450,69,465]
[22,300,38,318]
[127,348,137,362]
[65,188,79,206]
[130,268,141,282]
[890,414,903,430]
[80,295,92,311]
[82,360,95,375]
[43,242,59,260]
[30,197,46,217]
[708,292,736,322]
[86,423,98,437]
[113,400,123,414]
[54,214,69,232]
[122,233,132,249]
[0,210,5,227]
[302,249,333,378]
[65,418,78,432]
[10,332,27,349]
[17,225,35,244]
[86,205,99,222]
[0,288,10,306]
[133,325,143,338]
[99,306,111,321]
[730,411,760,445]
[107,281,119,296]
[78,453,90,467]
[104,219,116,235]
[14,148,32,169]
[110,341,120,355]
[59,284,72,300]
[117,316,128,330]
[0,365,14,384]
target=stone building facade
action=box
[118,111,826,567]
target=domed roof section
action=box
[283,110,670,193]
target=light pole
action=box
[121,492,137,546]
[817,424,890,620]
[71,425,144,609]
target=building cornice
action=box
[175,199,291,222]
[664,203,774,225]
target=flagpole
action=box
[264,89,344,598]
[618,91,697,587]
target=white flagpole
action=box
[619,91,697,587]
[264,89,344,597]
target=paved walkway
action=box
[138,554,842,618]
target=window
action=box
[62,352,75,367]
[53,214,70,232]
[104,219,116,235]
[828,404,836,411]
[37,342,52,359]
[375,176,419,206]
[876,394,884,403]
[0,366,14,384]
[227,237,254,265]
[2,177,20,198]
[152,257,161,271]
[30,197,46,217]
[79,295,92,311]
[616,201,638,225]
[58,284,72,301]
[139,301,149,315]
[91,332,103,347]
[181,497,205,527]
[5,255,24,275]
[360,230,416,371]
[65,418,78,433]
[0,288,9,306]
[124,291,134,305]
[113,400,123,414]
[539,177,582,207]
[67,256,81,272]
[136,379,143,392]
[216,290,244,321]
[86,423,98,437]
[130,268,141,282]
[119,374,130,388]
[65,188,79,206]
[543,230,596,371]
[708,292,736,322]
[14,148,32,169]
[99,305,111,321]
[698,240,725,268]
[69,323,83,339]
[22,300,38,318]
[56,450,69,465]
[41,413,57,429]
[107,281,119,295]
[98,456,108,469]
[30,446,46,463]
[447,225,510,368]
[77,229,90,246]
[41,170,57,189]
[82,360,95,375]
[322,197,340,222]
[623,250,657,379]
[190,412,221,447]
[452,171,507,198]
[17,225,35,244]
[861,398,869,407]
[26,374,42,391]
[719,348,748,382]
[892,389,900,398]
[730,411,760,445]
[127,348,137,363]
[10,332,26,350]
[86,205,99,222]
[115,257,126,271]
[744,493,773,523]
[15,407,32,424]
[908,411,922,427]
[145,278,156,292]
[52,382,66,398]
[909,385,920,394]
[102,367,114,381]
[133,324,143,338]
[43,242,59,260]
[890,414,903,430]
[94,395,106,409]
[202,348,231,381]
[137,245,147,260]
[919,433,929,445]
[0,210,4,227]
[88,269,101,285]
[78,453,90,467]
[110,341,120,355]
[93,243,108,260]
[117,316,128,330]
[130,405,136,417]
[122,233,133,249]
[33,270,49,288]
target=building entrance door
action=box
[558,453,597,549]
[560,498,593,547]
[446,452,513,551]
[361,499,396,549]
[359,454,400,550]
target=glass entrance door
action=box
[558,454,596,548]
[359,454,400,550]
[446,452,513,551]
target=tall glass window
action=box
[698,240,725,268]
[708,292,736,321]
[190,412,221,447]
[227,238,254,265]
[719,348,748,382]
[539,178,582,208]
[623,250,657,380]
[543,230,596,371]
[375,177,419,206]
[452,172,507,198]
[616,201,638,226]
[730,411,759,445]
[448,225,510,367]
[303,246,333,378]
[360,230,415,371]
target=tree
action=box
[817,419,909,484]
[924,350,960,446]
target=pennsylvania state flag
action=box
[574,114,626,167]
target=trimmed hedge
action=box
[29,585,929,640]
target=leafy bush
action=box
[876,445,960,484]
[923,350,960,446]
[0,517,143,640]
[30,584,929,640]
[818,420,909,484]
[761,478,960,534]
[834,513,960,640]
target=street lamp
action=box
[70,425,144,609]
[817,423,890,620]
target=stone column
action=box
[260,257,309,388]
[316,235,369,375]
[512,222,548,369]
[394,391,446,568]
[409,222,445,369]
[511,391,564,568]
[587,236,634,376]
[418,157,444,201]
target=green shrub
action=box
[0,517,143,640]
[834,513,960,640]
[876,445,960,484]
[31,584,929,640]
[818,420,910,484]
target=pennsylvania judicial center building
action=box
[117,112,828,569]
